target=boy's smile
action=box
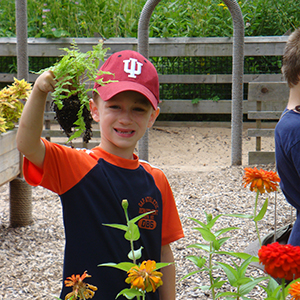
[90,91,160,159]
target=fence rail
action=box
[0,36,287,83]
[0,36,289,149]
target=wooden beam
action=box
[247,128,275,137]
[248,82,290,102]
[0,36,288,57]
[248,151,275,165]
[248,111,283,120]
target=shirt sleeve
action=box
[23,138,98,195]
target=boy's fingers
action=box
[45,70,57,92]
[35,71,57,94]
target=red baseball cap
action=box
[93,50,160,109]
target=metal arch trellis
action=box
[137,0,244,166]
[11,0,243,227]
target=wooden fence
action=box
[0,36,289,153]
[247,82,289,164]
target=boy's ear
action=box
[89,98,100,122]
[147,107,160,128]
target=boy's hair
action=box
[282,28,300,88]
[93,50,160,109]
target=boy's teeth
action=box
[117,130,133,134]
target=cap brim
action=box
[95,81,158,109]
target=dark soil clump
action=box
[52,94,93,143]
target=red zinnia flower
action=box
[258,242,300,281]
[289,281,300,300]
[125,260,163,292]
[64,271,97,300]
[243,167,280,194]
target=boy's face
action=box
[90,91,160,159]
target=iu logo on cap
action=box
[123,58,143,78]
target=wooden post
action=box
[256,100,262,151]
[9,0,33,227]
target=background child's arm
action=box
[16,71,56,169]
[160,244,176,300]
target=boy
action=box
[16,50,184,299]
[275,28,300,246]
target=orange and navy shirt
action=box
[23,139,184,300]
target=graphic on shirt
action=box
[138,196,158,230]
[123,58,143,78]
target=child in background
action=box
[275,28,300,246]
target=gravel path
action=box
[0,126,294,299]
[0,164,293,300]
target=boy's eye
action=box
[134,107,146,112]
[109,105,120,109]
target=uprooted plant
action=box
[36,40,112,143]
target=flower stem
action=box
[281,278,286,300]
[254,190,262,247]
[130,239,136,264]
[209,242,216,300]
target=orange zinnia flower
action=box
[289,281,300,300]
[125,260,163,292]
[258,242,300,281]
[64,271,98,300]
[243,167,280,194]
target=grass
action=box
[0,0,300,39]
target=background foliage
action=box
[0,0,299,39]
[0,0,296,122]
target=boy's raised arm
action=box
[16,71,56,169]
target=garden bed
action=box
[0,129,20,187]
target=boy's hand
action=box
[34,70,57,94]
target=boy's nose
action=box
[119,110,133,124]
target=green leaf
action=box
[235,277,252,286]
[254,198,268,222]
[204,211,213,223]
[128,246,143,261]
[116,288,143,299]
[237,256,253,278]
[186,255,207,268]
[216,262,238,285]
[180,269,202,281]
[195,285,211,291]
[206,213,224,229]
[215,227,240,237]
[193,227,217,243]
[98,262,136,272]
[239,277,269,295]
[124,221,140,241]
[213,239,221,251]
[130,211,156,224]
[216,291,239,298]
[187,243,210,252]
[211,277,226,289]
[154,262,173,270]
[225,213,253,219]
[216,237,231,248]
[189,217,209,230]
[217,251,259,262]
[102,223,128,231]
[67,129,83,142]
[260,278,281,298]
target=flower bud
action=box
[122,199,129,210]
